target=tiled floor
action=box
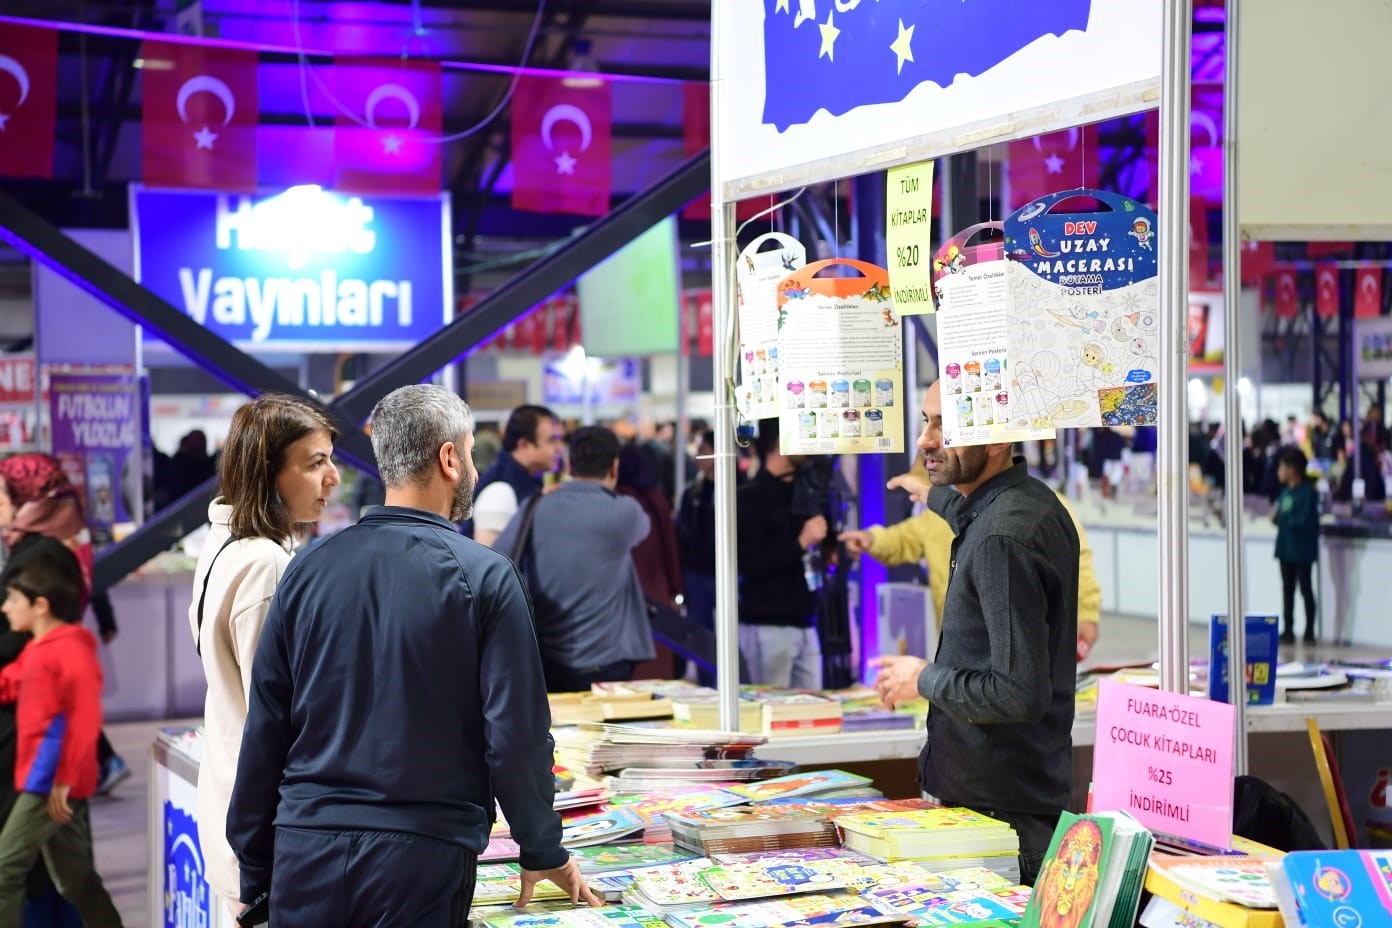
[87,616,1389,926]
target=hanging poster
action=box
[934,222,1055,447]
[1003,189,1160,428]
[48,372,143,544]
[776,259,903,455]
[885,161,935,315]
[1356,316,1392,381]
[737,233,807,421]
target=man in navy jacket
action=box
[228,385,598,925]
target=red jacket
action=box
[0,624,103,798]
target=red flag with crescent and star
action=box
[1273,270,1299,320]
[0,24,58,179]
[1355,267,1383,319]
[1006,124,1099,210]
[333,58,442,195]
[1315,264,1340,319]
[141,41,258,191]
[511,75,612,217]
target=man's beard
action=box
[450,476,475,522]
[923,446,989,487]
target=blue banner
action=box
[132,186,451,350]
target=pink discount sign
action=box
[1092,679,1237,849]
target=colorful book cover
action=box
[561,807,645,847]
[664,893,906,928]
[481,837,521,862]
[630,860,723,907]
[570,843,697,873]
[1021,813,1109,928]
[728,770,871,803]
[624,789,747,824]
[479,903,669,928]
[700,861,854,901]
[1209,614,1279,706]
[1160,857,1279,909]
[473,864,570,906]
[836,807,1006,837]
[712,848,877,867]
[1283,849,1392,925]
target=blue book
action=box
[1209,614,1279,705]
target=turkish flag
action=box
[0,24,57,178]
[1355,267,1383,319]
[1315,265,1340,319]
[1007,124,1099,210]
[1274,270,1300,320]
[1240,241,1275,288]
[681,83,763,222]
[1190,201,1211,287]
[550,295,576,353]
[695,289,714,358]
[1189,87,1223,204]
[512,76,612,217]
[141,41,258,191]
[333,58,441,195]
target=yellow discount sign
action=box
[885,161,935,315]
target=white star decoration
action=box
[775,0,790,12]
[554,150,578,175]
[1044,153,1065,175]
[383,133,403,155]
[890,19,915,74]
[1190,155,1203,176]
[192,126,218,150]
[818,10,841,61]
[0,113,9,131]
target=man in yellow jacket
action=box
[841,471,1102,659]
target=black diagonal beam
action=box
[328,148,711,425]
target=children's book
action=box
[661,892,910,928]
[1023,810,1152,928]
[570,842,697,874]
[1208,614,1279,706]
[477,903,668,928]
[1276,849,1392,927]
[481,836,521,862]
[472,863,571,906]
[561,807,645,847]
[728,770,872,802]
[622,789,747,824]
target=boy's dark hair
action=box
[569,426,621,479]
[502,405,559,453]
[1278,446,1309,476]
[7,557,82,624]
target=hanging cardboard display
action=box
[1003,189,1160,428]
[737,233,808,422]
[776,259,904,456]
[934,222,1056,447]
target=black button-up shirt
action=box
[915,458,1079,817]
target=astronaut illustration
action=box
[1129,217,1155,250]
[1074,341,1113,392]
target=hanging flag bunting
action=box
[1006,125,1098,210]
[1355,267,1383,319]
[333,58,442,195]
[0,24,57,179]
[1315,265,1340,319]
[1307,241,1354,259]
[141,41,258,190]
[512,75,612,217]
[1273,270,1299,320]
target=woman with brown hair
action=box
[189,394,339,913]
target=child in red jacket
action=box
[0,557,121,927]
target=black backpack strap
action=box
[508,492,544,573]
[195,535,239,657]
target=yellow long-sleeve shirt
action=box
[866,491,1102,627]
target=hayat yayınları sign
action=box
[131,185,451,350]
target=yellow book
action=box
[1144,859,1284,928]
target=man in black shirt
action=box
[736,420,827,689]
[873,381,1079,885]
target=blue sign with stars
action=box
[163,800,211,927]
[760,0,1093,131]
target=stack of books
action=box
[555,723,766,778]
[666,805,842,856]
[605,761,795,796]
[864,867,1031,925]
[747,689,844,737]
[836,808,1022,882]
[611,788,748,844]
[473,863,573,907]
[1143,855,1283,928]
[560,807,646,848]
[1026,811,1153,928]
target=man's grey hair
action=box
[369,385,474,488]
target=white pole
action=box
[1158,0,1194,694]
[1223,0,1249,773]
[709,5,742,731]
